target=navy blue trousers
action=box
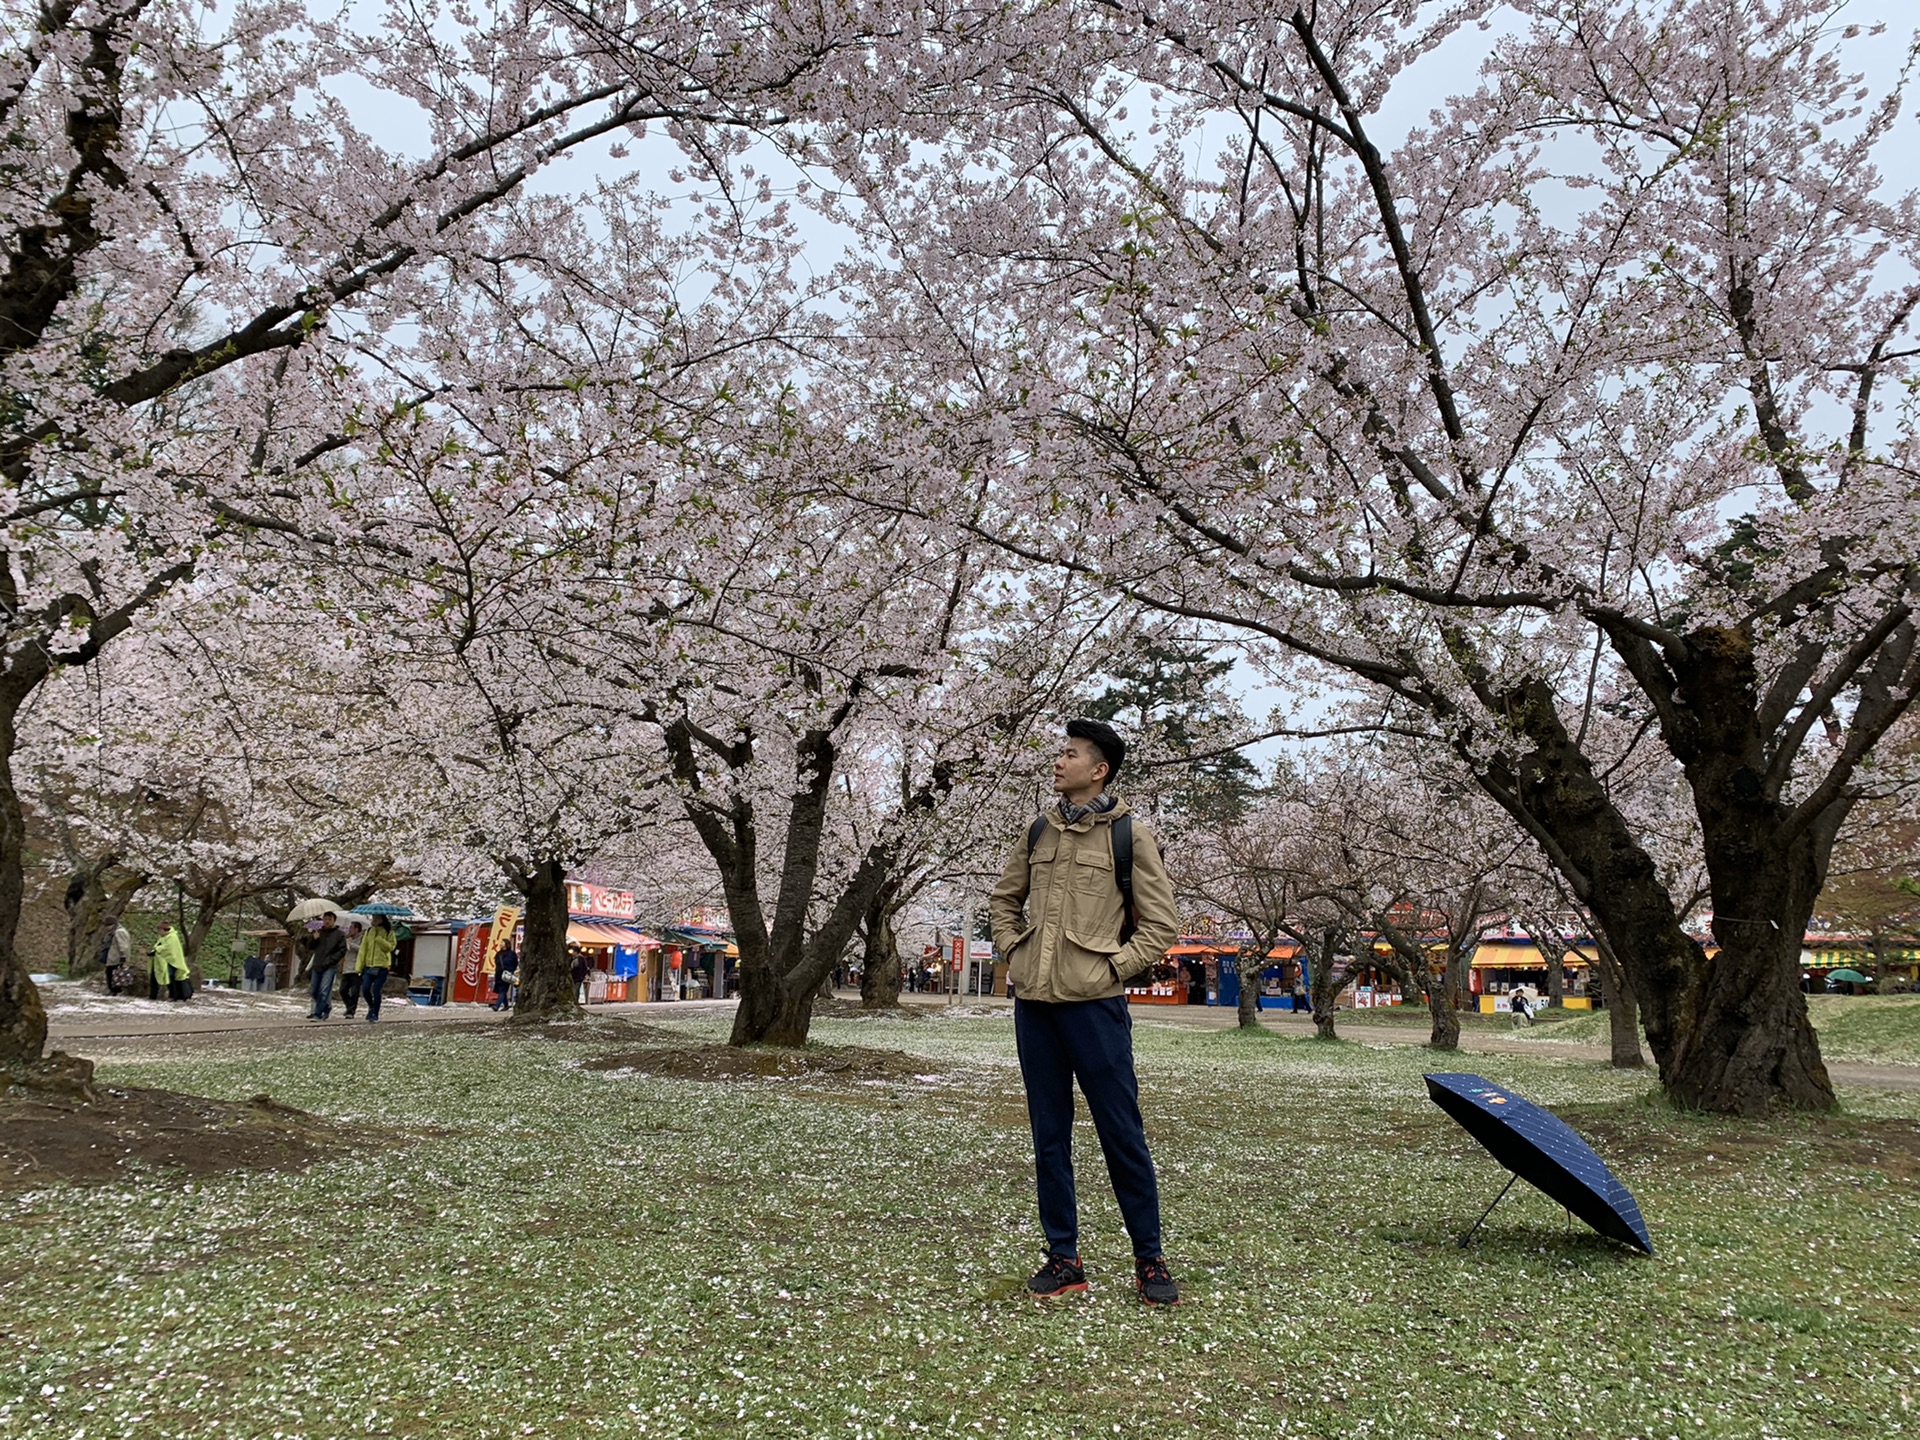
[1014,995,1163,1261]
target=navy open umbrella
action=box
[1424,1073,1653,1255]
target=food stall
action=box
[1255,943,1304,1009]
[662,925,738,1000]
[1468,935,1595,1011]
[565,880,670,1002]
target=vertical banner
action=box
[485,906,520,968]
[451,922,491,1004]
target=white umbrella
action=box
[285,898,347,923]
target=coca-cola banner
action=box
[450,922,492,1004]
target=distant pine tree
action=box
[1087,640,1257,825]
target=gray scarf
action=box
[1057,791,1119,827]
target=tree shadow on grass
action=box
[1373,1219,1651,1264]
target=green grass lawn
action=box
[5,1014,1918,1439]
[1504,994,1920,1065]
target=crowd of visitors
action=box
[307,911,399,1022]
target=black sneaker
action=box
[1134,1256,1180,1306]
[1027,1255,1088,1297]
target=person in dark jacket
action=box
[308,912,348,1020]
[491,941,519,1012]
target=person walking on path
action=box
[989,718,1183,1306]
[308,912,348,1020]
[340,921,366,1018]
[491,940,519,1012]
[151,924,191,1001]
[358,915,397,1023]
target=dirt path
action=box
[1133,1005,1920,1093]
[44,986,1920,1094]
[41,986,739,1045]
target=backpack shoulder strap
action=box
[1027,814,1049,858]
[1111,814,1137,943]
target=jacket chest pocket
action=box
[1070,846,1113,894]
[1030,837,1060,899]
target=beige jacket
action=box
[988,797,1179,1003]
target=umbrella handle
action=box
[1458,1172,1520,1249]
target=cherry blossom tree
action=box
[622,470,1125,1048]
[19,615,423,968]
[0,0,885,1070]
[801,0,1920,1112]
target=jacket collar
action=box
[1049,793,1133,830]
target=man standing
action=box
[989,719,1183,1305]
[309,912,347,1020]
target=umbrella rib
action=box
[1458,1172,1521,1250]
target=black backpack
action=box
[1027,813,1137,943]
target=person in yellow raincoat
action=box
[357,915,398,1023]
[151,924,191,1001]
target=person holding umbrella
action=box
[339,920,366,1018]
[358,914,398,1022]
[308,912,347,1020]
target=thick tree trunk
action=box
[1667,826,1830,1112]
[0,709,48,1070]
[1588,929,1645,1068]
[181,895,221,981]
[1309,929,1339,1041]
[723,838,896,1048]
[1483,673,1834,1112]
[1544,943,1566,1008]
[66,864,145,977]
[859,893,904,1009]
[1236,949,1260,1029]
[730,928,782,1045]
[760,977,817,1047]
[1423,964,1460,1051]
[511,858,577,1019]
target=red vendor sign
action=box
[566,881,637,921]
[450,921,492,1004]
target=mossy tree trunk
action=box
[1236,947,1261,1029]
[508,857,576,1019]
[859,885,905,1010]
